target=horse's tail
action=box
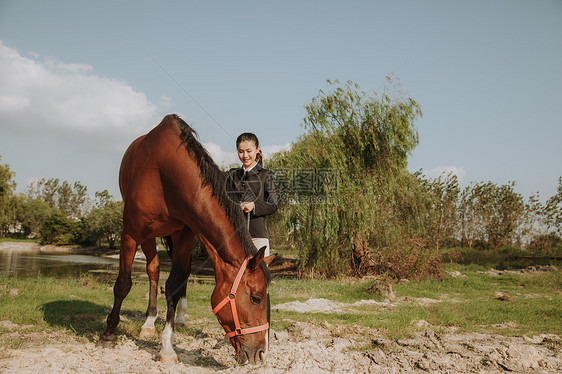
[161,236,173,258]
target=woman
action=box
[226,132,278,256]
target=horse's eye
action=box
[250,295,261,304]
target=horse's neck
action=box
[197,220,247,268]
[216,238,247,267]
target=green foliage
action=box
[0,156,17,238]
[528,233,562,255]
[27,178,88,217]
[4,174,123,247]
[82,191,123,248]
[545,177,562,238]
[39,212,80,245]
[458,181,526,249]
[266,81,561,278]
[14,196,53,238]
[268,80,433,277]
[442,247,559,270]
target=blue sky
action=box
[0,1,561,201]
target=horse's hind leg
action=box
[99,233,137,347]
[139,238,159,339]
[158,227,194,363]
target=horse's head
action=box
[211,246,274,365]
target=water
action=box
[0,243,153,282]
[0,242,214,283]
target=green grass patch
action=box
[0,273,217,341]
[270,266,562,339]
[0,237,39,243]
[1,264,561,344]
[442,247,561,270]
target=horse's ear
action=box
[249,246,267,270]
[264,254,276,266]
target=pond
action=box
[0,243,151,282]
[0,242,215,283]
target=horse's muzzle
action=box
[236,347,266,365]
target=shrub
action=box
[39,213,79,245]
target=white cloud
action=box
[0,40,165,153]
[203,142,239,167]
[0,95,31,111]
[261,143,292,157]
[425,166,467,182]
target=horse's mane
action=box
[172,114,271,283]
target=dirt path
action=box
[1,318,560,373]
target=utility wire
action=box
[147,52,236,141]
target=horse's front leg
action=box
[139,238,159,339]
[99,233,137,347]
[157,266,186,363]
[174,247,191,328]
[174,296,188,327]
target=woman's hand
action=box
[240,202,255,213]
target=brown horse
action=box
[99,114,274,365]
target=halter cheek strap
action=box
[212,256,270,338]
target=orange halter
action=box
[212,256,270,338]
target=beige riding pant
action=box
[252,238,270,257]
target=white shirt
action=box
[244,162,258,173]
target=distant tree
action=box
[545,177,562,238]
[84,190,123,248]
[57,180,88,217]
[15,196,53,238]
[27,178,88,218]
[457,181,525,249]
[39,212,79,245]
[94,190,113,208]
[420,172,460,250]
[28,178,59,209]
[0,156,17,237]
[526,177,562,254]
[57,180,73,215]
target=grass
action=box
[0,251,561,346]
[442,246,561,270]
[0,237,39,243]
[269,264,562,339]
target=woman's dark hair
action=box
[236,132,263,166]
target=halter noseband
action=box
[212,256,270,338]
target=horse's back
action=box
[119,115,182,197]
[119,115,187,237]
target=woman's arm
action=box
[253,170,278,216]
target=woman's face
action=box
[237,140,259,169]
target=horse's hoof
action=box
[139,327,156,339]
[157,353,178,364]
[174,322,186,328]
[97,336,117,348]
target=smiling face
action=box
[237,140,260,170]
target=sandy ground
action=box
[1,313,561,373]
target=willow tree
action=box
[268,80,425,277]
